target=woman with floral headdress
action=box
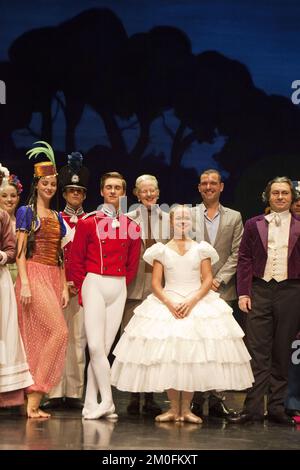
[0,170,23,283]
[15,142,69,418]
[0,167,33,409]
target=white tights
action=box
[82,273,126,419]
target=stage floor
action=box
[0,391,299,450]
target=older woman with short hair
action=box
[122,174,170,416]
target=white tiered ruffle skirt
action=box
[111,290,254,393]
[0,266,33,394]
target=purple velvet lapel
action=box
[288,216,300,257]
[256,214,300,257]
[256,217,268,252]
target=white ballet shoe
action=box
[83,408,118,420]
[84,403,116,420]
[105,412,118,420]
[82,406,94,418]
[82,403,112,418]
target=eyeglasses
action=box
[139,189,158,195]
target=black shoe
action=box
[191,402,204,418]
[142,400,162,416]
[226,412,264,424]
[268,413,296,425]
[65,397,84,410]
[209,401,237,418]
[285,409,300,417]
[127,398,140,415]
[41,398,65,410]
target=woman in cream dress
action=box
[0,169,33,408]
[112,205,254,423]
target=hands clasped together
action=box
[165,296,197,319]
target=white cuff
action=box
[239,295,250,300]
[0,251,8,265]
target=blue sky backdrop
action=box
[1,0,300,174]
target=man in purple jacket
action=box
[229,176,300,425]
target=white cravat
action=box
[265,212,281,226]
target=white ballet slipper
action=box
[104,412,118,420]
[84,403,116,420]
[82,403,102,418]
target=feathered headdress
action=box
[26,141,57,177]
[68,152,83,173]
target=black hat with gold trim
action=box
[58,152,89,191]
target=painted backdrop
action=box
[1,0,300,215]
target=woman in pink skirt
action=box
[15,142,69,418]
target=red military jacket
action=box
[61,210,85,282]
[70,210,141,305]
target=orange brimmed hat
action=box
[26,141,57,177]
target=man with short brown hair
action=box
[70,171,141,420]
[191,169,243,419]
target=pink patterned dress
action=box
[15,210,68,394]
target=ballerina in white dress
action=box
[111,205,254,423]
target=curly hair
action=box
[262,176,297,204]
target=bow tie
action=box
[265,212,281,226]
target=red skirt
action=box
[15,261,68,394]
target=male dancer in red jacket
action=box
[70,171,141,420]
